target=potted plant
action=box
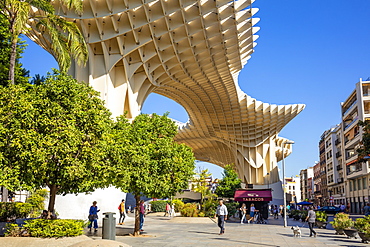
[330,213,354,236]
[315,211,328,229]
[354,216,370,243]
[299,211,308,222]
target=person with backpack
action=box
[118,199,126,225]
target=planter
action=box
[335,229,345,235]
[315,221,327,229]
[293,215,300,220]
[0,222,7,237]
[343,229,358,239]
[358,232,370,244]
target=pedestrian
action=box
[240,203,247,224]
[88,201,100,232]
[340,203,346,212]
[171,203,175,217]
[139,200,145,232]
[305,206,317,237]
[248,203,256,223]
[118,199,126,225]
[364,203,370,216]
[164,202,171,217]
[273,205,278,219]
[215,199,228,235]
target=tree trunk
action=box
[8,35,18,85]
[47,184,58,218]
[133,193,141,236]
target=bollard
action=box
[102,212,116,240]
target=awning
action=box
[346,159,357,166]
[234,190,272,202]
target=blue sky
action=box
[21,1,370,179]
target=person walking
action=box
[305,206,317,237]
[273,205,279,219]
[139,200,145,232]
[215,199,228,235]
[248,203,256,223]
[364,203,370,216]
[164,203,171,217]
[118,199,126,225]
[240,203,247,224]
[88,201,100,232]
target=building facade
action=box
[304,79,370,212]
[300,167,313,202]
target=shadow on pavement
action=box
[188,230,219,235]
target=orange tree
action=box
[110,113,195,236]
[0,71,113,214]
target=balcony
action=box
[342,100,357,116]
[336,152,342,158]
[335,139,341,145]
[336,165,343,171]
[344,116,359,131]
[337,178,344,183]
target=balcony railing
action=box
[336,152,342,158]
[337,177,344,183]
[344,116,359,131]
[336,165,343,171]
[335,139,341,145]
[342,100,357,116]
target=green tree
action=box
[0,0,87,84]
[0,71,113,214]
[110,113,195,236]
[192,168,215,211]
[0,14,29,85]
[215,164,241,198]
[357,120,370,161]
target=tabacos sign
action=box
[242,197,265,201]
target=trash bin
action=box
[102,212,116,240]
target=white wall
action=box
[54,187,126,225]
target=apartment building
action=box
[300,167,313,201]
[308,79,370,211]
[313,162,322,205]
[285,176,301,203]
[341,79,370,213]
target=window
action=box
[363,177,367,189]
[293,186,295,190]
[350,181,353,191]
[358,179,362,190]
[353,180,357,191]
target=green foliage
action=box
[0,71,114,212]
[198,212,205,217]
[110,113,195,233]
[290,209,300,216]
[315,211,328,222]
[172,199,184,212]
[357,120,370,161]
[0,202,32,221]
[5,219,86,238]
[300,210,308,220]
[0,14,29,86]
[111,113,195,199]
[330,213,354,230]
[225,202,239,217]
[0,0,87,84]
[180,203,199,217]
[203,199,218,217]
[215,164,242,198]
[26,189,49,218]
[150,201,167,212]
[354,216,370,237]
[192,168,216,211]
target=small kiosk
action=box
[234,189,273,220]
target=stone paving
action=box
[87,213,368,247]
[0,213,368,247]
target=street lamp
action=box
[282,141,295,228]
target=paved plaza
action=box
[0,213,368,247]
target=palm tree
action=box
[0,0,87,85]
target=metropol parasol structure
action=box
[29,0,304,187]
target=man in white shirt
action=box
[215,199,228,235]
